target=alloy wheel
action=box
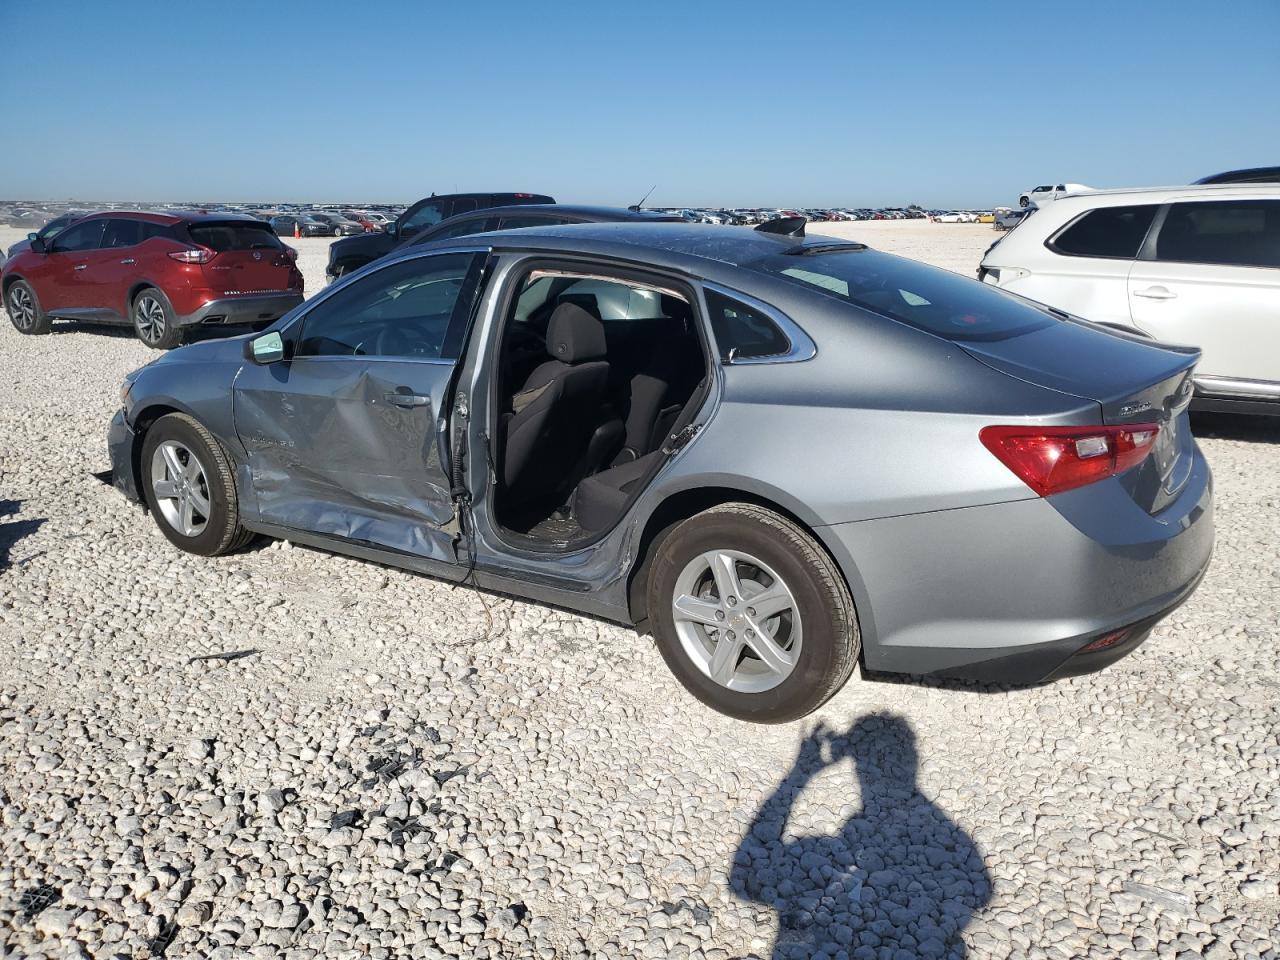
[8,286,35,331]
[135,296,166,344]
[151,440,211,537]
[671,549,803,693]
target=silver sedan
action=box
[106,221,1214,722]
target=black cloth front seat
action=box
[501,302,611,506]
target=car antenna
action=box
[628,185,657,212]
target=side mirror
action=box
[246,330,286,364]
[26,232,38,242]
[384,221,398,238]
[30,237,47,254]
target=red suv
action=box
[2,211,304,348]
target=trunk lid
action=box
[188,222,298,295]
[960,317,1199,514]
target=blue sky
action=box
[1,0,1277,207]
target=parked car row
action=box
[652,207,946,224]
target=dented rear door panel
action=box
[233,356,457,561]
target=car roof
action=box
[447,204,680,222]
[1194,166,1280,185]
[406,221,824,275]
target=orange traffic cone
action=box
[294,220,301,239]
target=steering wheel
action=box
[372,322,436,358]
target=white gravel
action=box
[1,221,1278,959]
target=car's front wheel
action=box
[6,280,51,335]
[132,287,182,349]
[141,413,254,556]
[646,503,860,723]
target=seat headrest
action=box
[545,302,606,363]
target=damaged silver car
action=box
[109,221,1213,722]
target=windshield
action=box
[189,223,283,252]
[749,247,1055,342]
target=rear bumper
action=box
[175,292,302,328]
[107,408,141,502]
[822,444,1214,685]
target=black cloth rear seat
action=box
[574,451,663,533]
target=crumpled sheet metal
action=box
[236,363,455,560]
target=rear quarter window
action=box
[705,289,790,360]
[1048,205,1158,259]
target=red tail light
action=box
[980,422,1160,497]
[281,245,298,261]
[168,246,215,264]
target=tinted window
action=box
[704,289,790,360]
[296,253,482,360]
[1050,205,1157,258]
[51,219,105,252]
[423,217,495,242]
[751,247,1055,342]
[140,222,169,242]
[1155,200,1280,268]
[189,223,283,252]
[400,201,449,235]
[37,213,81,241]
[498,215,566,230]
[102,219,142,249]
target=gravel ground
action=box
[1,222,1277,960]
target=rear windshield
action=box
[749,247,1055,342]
[188,222,282,252]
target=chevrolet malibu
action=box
[107,222,1214,722]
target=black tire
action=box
[132,286,182,349]
[6,279,52,335]
[140,413,254,556]
[646,503,859,723]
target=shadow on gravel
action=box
[0,499,46,572]
[731,714,991,959]
[860,669,1044,696]
[1191,411,1280,445]
[47,319,259,345]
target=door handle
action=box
[384,392,430,408]
[120,258,136,265]
[1133,286,1176,300]
[73,264,88,271]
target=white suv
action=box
[980,184,1280,412]
[1018,183,1092,208]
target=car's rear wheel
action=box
[646,503,859,723]
[141,413,254,556]
[132,287,182,349]
[6,280,51,335]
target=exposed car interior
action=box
[492,269,707,545]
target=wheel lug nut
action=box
[715,610,725,621]
[727,596,737,607]
[746,607,756,617]
[726,631,736,640]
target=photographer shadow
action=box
[731,714,991,959]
